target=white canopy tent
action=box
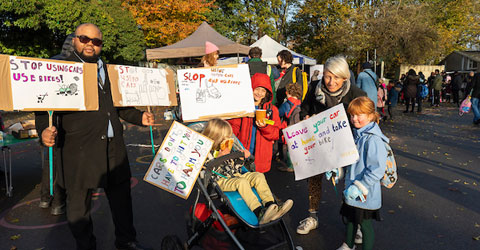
[217,35,316,66]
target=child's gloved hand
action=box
[344,184,366,202]
[325,168,342,184]
[325,169,339,184]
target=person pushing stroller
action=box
[202,118,294,225]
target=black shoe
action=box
[51,203,66,216]
[403,111,409,113]
[116,241,152,250]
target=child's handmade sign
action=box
[144,121,214,199]
[283,104,359,181]
[107,65,177,107]
[177,64,255,122]
[0,55,98,111]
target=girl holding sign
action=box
[297,56,366,235]
[228,73,281,173]
[334,96,388,250]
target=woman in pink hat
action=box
[199,41,219,67]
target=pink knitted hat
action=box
[205,41,219,54]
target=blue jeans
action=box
[472,98,480,122]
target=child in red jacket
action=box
[228,73,281,173]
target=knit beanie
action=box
[205,41,219,54]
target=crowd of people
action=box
[13,22,476,250]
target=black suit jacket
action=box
[35,53,143,190]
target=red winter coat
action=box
[228,73,281,173]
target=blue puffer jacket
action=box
[356,69,378,108]
[345,122,388,210]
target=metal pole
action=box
[374,49,377,73]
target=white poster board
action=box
[144,121,214,199]
[107,65,177,107]
[283,104,359,180]
[9,56,87,110]
[177,64,255,122]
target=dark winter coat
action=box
[276,65,303,106]
[403,75,420,99]
[300,79,367,118]
[35,53,144,190]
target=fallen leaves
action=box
[10,234,21,240]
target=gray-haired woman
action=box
[297,55,366,235]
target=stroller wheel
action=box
[161,235,184,250]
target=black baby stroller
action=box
[163,122,296,250]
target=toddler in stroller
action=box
[202,118,293,225]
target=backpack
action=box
[382,141,398,188]
[420,84,429,98]
[368,134,397,188]
[292,67,308,101]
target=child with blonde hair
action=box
[335,96,388,250]
[202,118,293,225]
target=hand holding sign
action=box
[282,104,359,181]
[41,126,57,147]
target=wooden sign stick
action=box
[147,106,155,158]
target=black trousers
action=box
[417,96,422,112]
[66,140,136,250]
[452,90,460,106]
[405,98,415,112]
[41,147,66,205]
[434,90,440,105]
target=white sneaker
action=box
[271,199,294,221]
[355,226,362,244]
[296,216,318,234]
[259,204,278,225]
[336,242,356,250]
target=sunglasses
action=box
[76,35,103,46]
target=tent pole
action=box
[237,53,240,63]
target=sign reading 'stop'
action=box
[0,55,98,111]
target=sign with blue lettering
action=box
[282,104,359,180]
[144,121,214,199]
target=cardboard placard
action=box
[177,64,255,122]
[0,54,98,111]
[144,121,213,199]
[107,65,177,107]
[283,104,359,180]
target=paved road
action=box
[0,104,479,250]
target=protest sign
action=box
[0,55,98,111]
[283,104,359,180]
[107,65,177,107]
[177,64,255,122]
[144,121,213,199]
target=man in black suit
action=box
[36,23,154,250]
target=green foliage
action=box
[289,0,480,75]
[0,0,145,64]
[206,0,297,45]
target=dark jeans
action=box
[417,96,422,112]
[405,98,415,112]
[434,90,440,105]
[452,90,460,106]
[388,105,395,119]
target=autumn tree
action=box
[122,0,214,48]
[0,0,145,63]
[206,0,298,45]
